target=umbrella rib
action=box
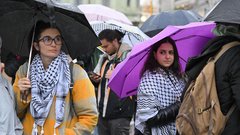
[179,56,187,63]
[202,0,222,21]
[126,32,144,41]
[126,88,137,95]
[109,23,143,41]
[126,33,135,46]
[174,34,209,41]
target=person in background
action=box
[0,36,23,135]
[1,50,27,84]
[135,37,185,135]
[184,22,240,135]
[13,21,98,135]
[89,29,135,135]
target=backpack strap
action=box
[212,41,239,119]
[212,41,240,63]
[69,62,76,115]
[69,62,74,90]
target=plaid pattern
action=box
[136,68,185,135]
[30,52,70,128]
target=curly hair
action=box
[141,37,181,77]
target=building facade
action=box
[57,0,141,25]
[57,0,220,25]
[139,0,220,23]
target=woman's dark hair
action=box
[98,29,124,44]
[141,37,181,77]
[33,21,53,42]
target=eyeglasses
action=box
[38,35,62,46]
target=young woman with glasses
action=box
[13,21,98,135]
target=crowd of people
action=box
[1,4,240,135]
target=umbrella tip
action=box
[45,0,57,27]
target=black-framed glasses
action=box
[38,35,63,46]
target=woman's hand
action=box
[18,77,31,91]
[18,77,31,103]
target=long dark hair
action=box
[141,37,181,77]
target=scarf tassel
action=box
[40,126,44,135]
[54,128,56,135]
[32,123,38,135]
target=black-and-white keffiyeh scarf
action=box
[30,52,70,132]
[135,68,185,135]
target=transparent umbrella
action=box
[78,4,132,25]
[90,20,149,47]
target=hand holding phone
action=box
[88,71,101,83]
[88,71,100,77]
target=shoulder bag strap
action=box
[69,62,76,115]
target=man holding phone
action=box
[89,29,135,135]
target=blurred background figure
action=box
[1,49,27,83]
[0,36,23,135]
[140,10,201,37]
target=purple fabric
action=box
[108,22,216,98]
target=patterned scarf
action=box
[30,52,70,129]
[135,68,185,135]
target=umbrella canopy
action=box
[108,22,216,98]
[203,0,240,24]
[90,20,149,47]
[78,4,132,25]
[141,10,202,37]
[0,0,29,16]
[0,0,100,59]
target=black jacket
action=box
[215,44,240,135]
[185,36,240,135]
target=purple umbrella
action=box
[108,22,216,98]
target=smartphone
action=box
[88,71,101,77]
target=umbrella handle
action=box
[20,44,33,103]
[26,44,33,78]
[21,20,36,103]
